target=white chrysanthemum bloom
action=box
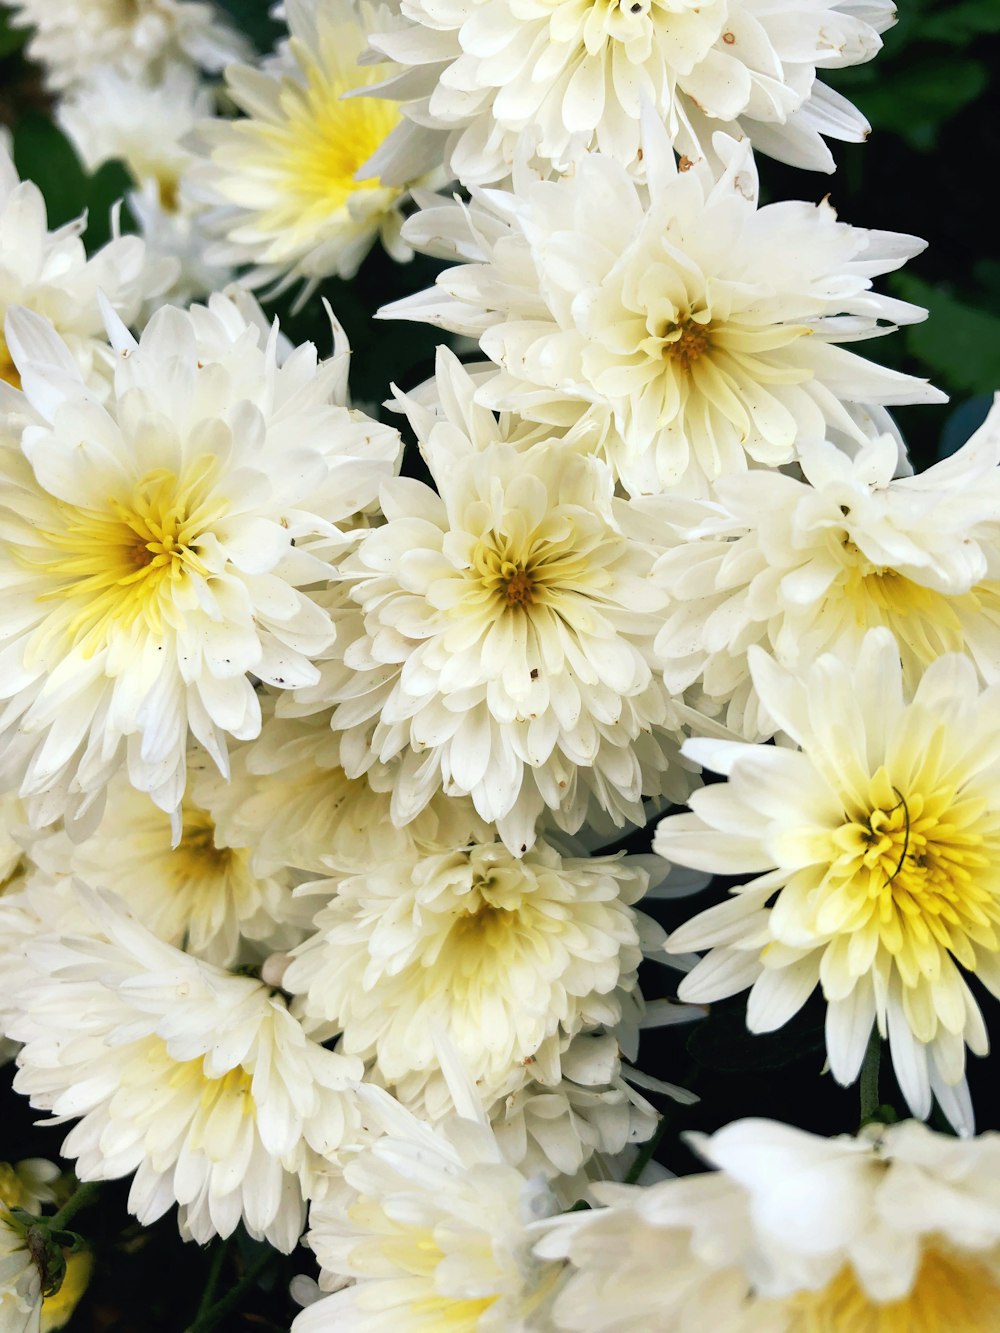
[56,65,233,313]
[298,366,689,852]
[9,890,364,1250]
[649,401,1000,738]
[0,146,175,393]
[26,752,309,967]
[7,0,250,90]
[188,0,433,300]
[285,836,651,1105]
[214,703,492,876]
[655,630,1000,1133]
[365,0,894,183]
[385,129,944,495]
[539,1117,1000,1332]
[294,1086,564,1331]
[0,293,399,829]
[0,1211,42,1333]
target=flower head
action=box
[656,630,1000,1131]
[0,293,399,827]
[386,134,943,494]
[299,365,689,850]
[366,0,894,182]
[189,0,432,299]
[9,891,364,1250]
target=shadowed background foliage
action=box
[0,0,998,1327]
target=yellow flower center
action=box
[23,459,227,658]
[0,334,20,389]
[471,527,599,618]
[171,805,234,881]
[130,1039,257,1136]
[0,1164,38,1211]
[660,317,712,370]
[828,763,1000,984]
[783,1243,1000,1332]
[260,40,401,224]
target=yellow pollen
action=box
[170,805,234,881]
[782,1243,1000,1332]
[0,335,20,389]
[661,318,711,371]
[504,567,535,606]
[21,459,227,658]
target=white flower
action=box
[655,630,1000,1133]
[648,401,1000,738]
[294,1087,564,1331]
[9,890,364,1251]
[0,293,399,829]
[0,1211,42,1333]
[0,145,174,394]
[285,835,651,1104]
[26,751,309,967]
[366,0,894,183]
[298,354,689,851]
[385,131,944,495]
[188,0,433,299]
[538,1117,1000,1332]
[214,703,492,876]
[7,0,250,91]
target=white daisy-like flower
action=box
[285,835,651,1105]
[539,1117,1000,1333]
[655,630,1000,1133]
[298,361,689,851]
[57,66,233,313]
[214,703,492,876]
[26,752,309,967]
[8,890,364,1251]
[649,401,1000,738]
[188,0,435,300]
[7,0,250,91]
[0,145,175,394]
[0,292,399,829]
[385,130,944,495]
[365,0,894,184]
[294,1086,564,1331]
[0,1210,43,1333]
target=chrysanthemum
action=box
[649,402,1000,737]
[214,703,492,876]
[385,131,943,494]
[26,752,308,967]
[0,146,174,395]
[294,1088,564,1331]
[0,293,399,828]
[655,630,1000,1132]
[285,835,650,1105]
[539,1117,1000,1333]
[7,0,250,90]
[9,891,364,1250]
[366,0,894,183]
[297,358,689,851]
[188,0,432,299]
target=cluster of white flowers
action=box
[1,0,997,1328]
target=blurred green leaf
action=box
[0,5,27,58]
[213,0,283,52]
[920,0,1000,43]
[834,57,988,151]
[892,273,1000,396]
[12,113,87,226]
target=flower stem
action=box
[195,1237,232,1322]
[49,1181,100,1232]
[185,1247,275,1333]
[624,1115,669,1186]
[859,1030,881,1125]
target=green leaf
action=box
[11,113,88,228]
[892,274,1000,397]
[920,0,1000,43]
[846,58,988,151]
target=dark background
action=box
[1,0,998,1327]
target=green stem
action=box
[859,1030,882,1125]
[49,1181,100,1232]
[624,1115,669,1186]
[185,1247,275,1333]
[195,1237,232,1322]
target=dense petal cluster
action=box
[188,0,431,298]
[386,131,943,493]
[657,631,1000,1131]
[365,0,894,182]
[8,892,364,1250]
[649,402,1000,736]
[0,293,398,826]
[539,1117,1000,1332]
